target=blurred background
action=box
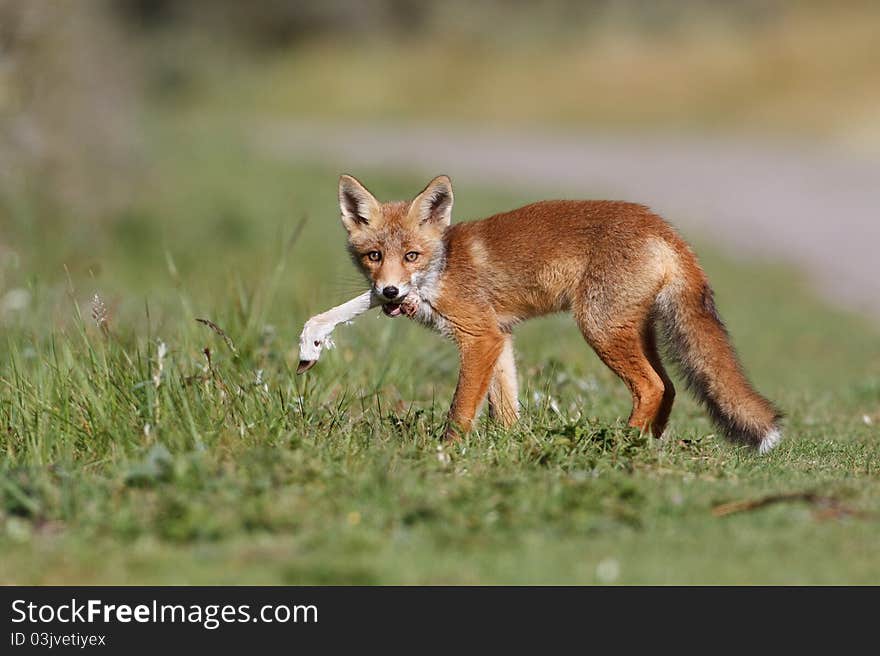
[1,0,878,324]
[1,0,879,585]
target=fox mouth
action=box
[382,302,403,317]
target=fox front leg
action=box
[445,330,506,440]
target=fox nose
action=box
[382,286,400,300]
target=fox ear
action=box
[339,174,380,232]
[411,175,453,227]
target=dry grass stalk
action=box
[196,318,238,355]
[712,491,867,520]
[90,293,110,337]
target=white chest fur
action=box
[411,293,452,337]
[410,252,452,337]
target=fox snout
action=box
[370,258,412,301]
[375,282,409,301]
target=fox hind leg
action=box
[575,310,669,438]
[642,320,675,436]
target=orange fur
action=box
[337,175,782,451]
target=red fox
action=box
[333,173,783,453]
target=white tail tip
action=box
[758,428,782,454]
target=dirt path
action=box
[257,122,880,319]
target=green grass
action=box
[1,122,879,584]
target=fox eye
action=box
[366,251,382,262]
[404,251,420,262]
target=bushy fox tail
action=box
[655,262,783,453]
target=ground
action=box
[1,121,878,585]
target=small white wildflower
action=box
[5,517,32,543]
[153,340,167,388]
[1,288,30,314]
[253,371,268,396]
[863,415,873,426]
[436,445,451,465]
[576,377,598,392]
[596,558,620,583]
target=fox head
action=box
[338,174,453,311]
